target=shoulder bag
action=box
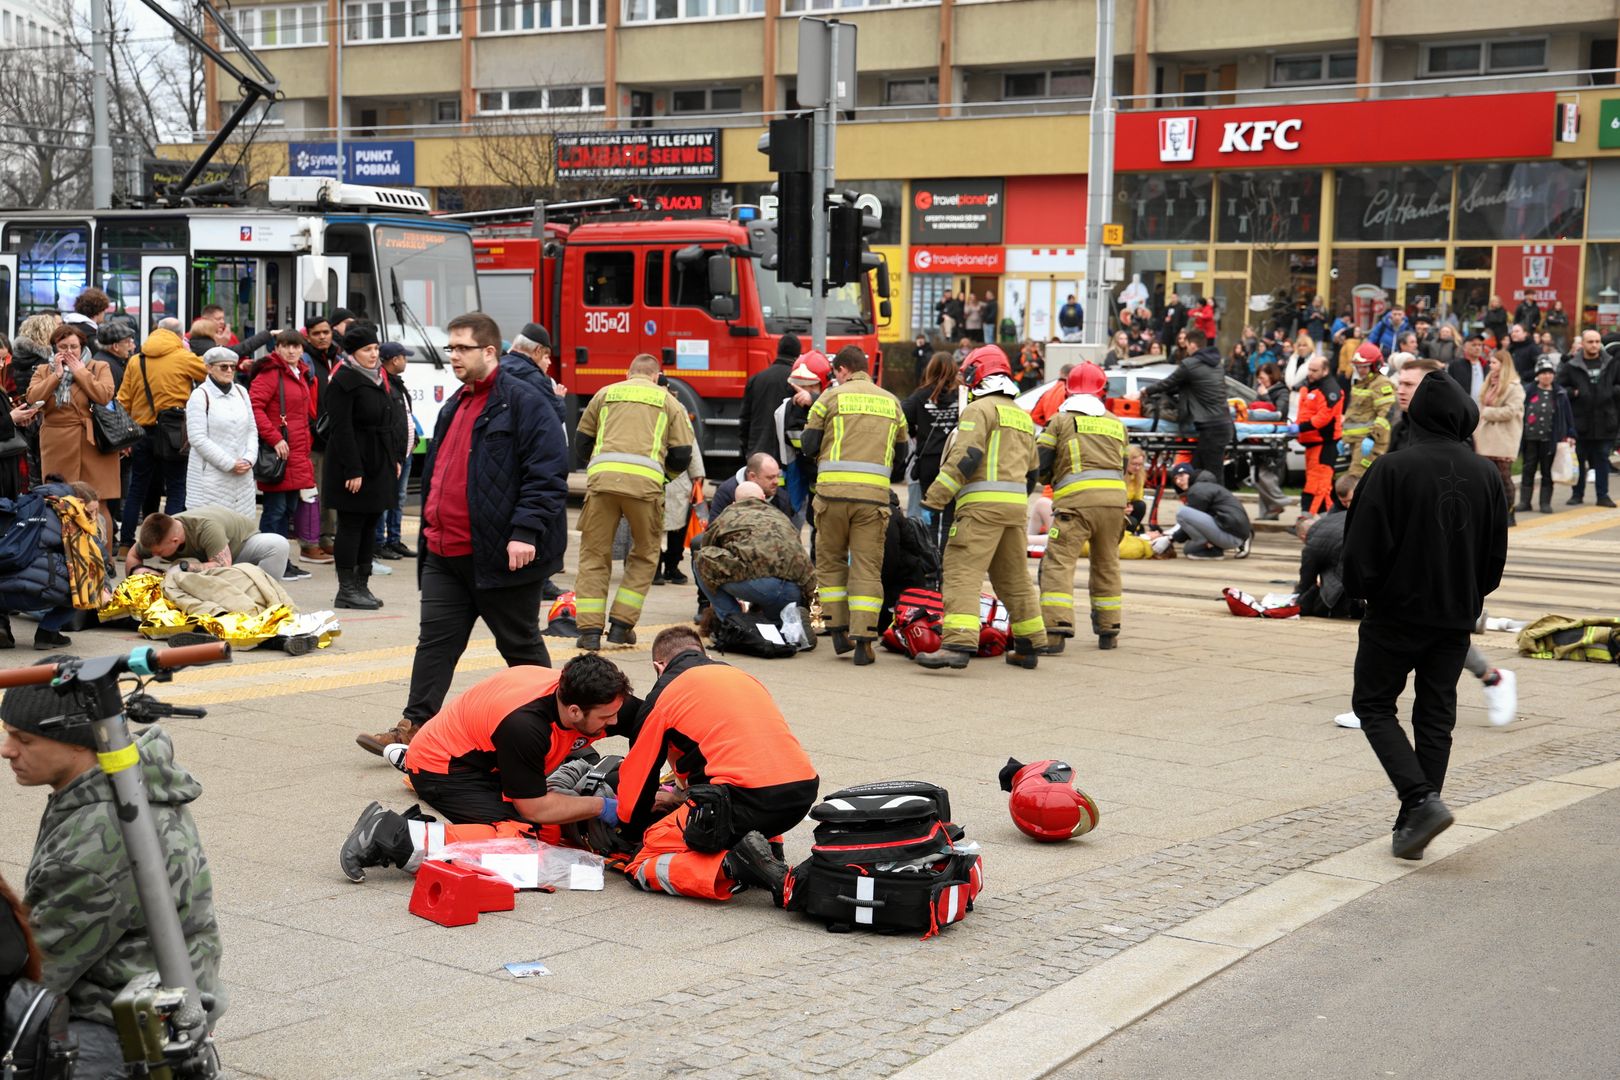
[253,378,289,484]
[90,398,146,454]
[140,355,191,461]
[1,976,76,1079]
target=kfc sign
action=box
[1123,93,1554,170]
[910,246,1006,274]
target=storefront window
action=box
[1583,244,1620,333]
[1335,166,1452,243]
[1329,247,1396,332]
[1454,246,1493,271]
[1215,171,1321,244]
[1455,161,1585,241]
[911,273,950,337]
[1116,173,1212,244]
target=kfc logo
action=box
[1158,117,1196,162]
[1523,255,1551,288]
[1219,119,1303,153]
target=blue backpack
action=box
[0,486,68,576]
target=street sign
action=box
[797,18,857,111]
[1102,224,1123,246]
[1441,273,1456,291]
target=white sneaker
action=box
[383,743,409,771]
[1484,668,1517,726]
[1333,711,1362,729]
[371,560,394,576]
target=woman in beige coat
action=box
[1476,349,1526,525]
[28,322,121,539]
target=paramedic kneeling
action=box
[340,655,638,881]
[618,626,820,905]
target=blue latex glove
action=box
[920,507,934,525]
[598,796,619,826]
[1361,437,1374,456]
[1336,440,1348,456]
[1285,423,1301,436]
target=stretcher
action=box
[1126,423,1292,529]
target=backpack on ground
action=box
[784,780,983,939]
[711,611,799,659]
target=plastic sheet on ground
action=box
[98,572,341,650]
[432,838,607,891]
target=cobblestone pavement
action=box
[419,724,1620,1080]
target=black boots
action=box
[1391,793,1453,861]
[357,565,383,607]
[722,831,788,907]
[852,639,875,666]
[1039,633,1068,655]
[830,629,854,656]
[1098,632,1119,650]
[915,646,972,670]
[577,628,602,652]
[1004,637,1039,669]
[0,614,12,650]
[606,619,637,646]
[334,568,381,610]
[339,801,415,882]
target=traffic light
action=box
[762,115,814,287]
[827,194,880,288]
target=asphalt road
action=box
[1057,787,1620,1080]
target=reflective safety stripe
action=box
[958,480,1025,497]
[604,383,669,407]
[588,452,665,484]
[820,471,891,488]
[1054,468,1126,499]
[633,861,651,889]
[959,491,1028,506]
[407,819,446,854]
[936,473,963,494]
[1010,615,1045,636]
[958,479,1025,506]
[652,852,677,894]
[820,588,848,601]
[849,595,882,613]
[576,597,607,613]
[822,459,889,476]
[615,588,646,610]
[97,744,139,775]
[1036,430,1057,448]
[942,613,981,631]
[1040,591,1075,608]
[1091,595,1122,610]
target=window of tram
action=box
[147,266,179,334]
[375,226,479,350]
[6,224,89,322]
[194,256,260,338]
[97,221,185,322]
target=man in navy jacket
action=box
[357,312,569,757]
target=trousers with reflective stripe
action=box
[1038,504,1125,637]
[940,513,1046,651]
[624,804,734,901]
[576,489,662,630]
[812,496,891,638]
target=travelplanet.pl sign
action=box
[289,141,415,185]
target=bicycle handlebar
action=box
[0,642,233,690]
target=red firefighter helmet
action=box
[998,758,1100,842]
[1066,361,1107,397]
[544,591,579,638]
[1354,341,1383,366]
[789,350,831,391]
[960,345,1013,390]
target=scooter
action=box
[0,641,232,1079]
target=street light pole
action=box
[91,0,113,207]
[1083,0,1116,348]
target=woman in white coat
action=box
[184,346,260,518]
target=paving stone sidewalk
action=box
[420,724,1620,1080]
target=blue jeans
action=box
[376,463,410,545]
[905,479,924,520]
[261,489,299,539]
[1572,438,1613,501]
[697,572,801,622]
[119,436,189,545]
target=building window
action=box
[478,0,604,34]
[434,99,461,124]
[345,0,460,43]
[786,0,929,10]
[669,87,743,114]
[1269,51,1357,86]
[885,76,937,106]
[477,86,606,114]
[624,0,762,21]
[1002,68,1091,100]
[221,3,327,49]
[1421,37,1546,77]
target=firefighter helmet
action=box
[789,350,831,391]
[1066,361,1107,397]
[998,758,1100,842]
[960,345,1013,390]
[544,591,579,638]
[1354,341,1383,365]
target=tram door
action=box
[0,253,15,338]
[139,256,188,335]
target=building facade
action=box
[173,0,1620,346]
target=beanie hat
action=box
[776,333,802,360]
[96,320,136,347]
[329,306,357,326]
[0,657,96,748]
[520,323,551,349]
[343,325,380,354]
[1535,355,1558,374]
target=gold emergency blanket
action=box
[47,496,109,610]
[98,572,339,650]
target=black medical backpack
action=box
[784,781,983,939]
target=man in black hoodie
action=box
[1143,327,1232,478]
[1343,370,1508,861]
[738,334,800,458]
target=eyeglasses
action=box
[445,344,488,356]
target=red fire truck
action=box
[454,204,889,459]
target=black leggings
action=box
[663,527,685,572]
[334,510,381,571]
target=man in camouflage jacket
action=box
[693,482,817,623]
[2,664,223,1076]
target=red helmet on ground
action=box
[1354,341,1383,365]
[998,758,1100,842]
[544,591,579,638]
[789,350,831,391]
[1066,361,1107,397]
[960,345,1013,389]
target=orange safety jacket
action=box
[1295,377,1344,446]
[619,651,817,840]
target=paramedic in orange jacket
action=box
[1293,354,1345,515]
[618,626,819,905]
[339,655,639,881]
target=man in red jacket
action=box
[1292,355,1344,514]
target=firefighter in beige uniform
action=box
[1036,362,1127,652]
[1343,342,1397,480]
[800,347,909,666]
[572,354,695,650]
[918,346,1048,670]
